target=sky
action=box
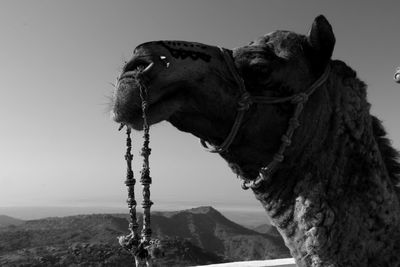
[1,0,400,217]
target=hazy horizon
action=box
[1,1,400,218]
[0,202,270,227]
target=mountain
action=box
[252,223,281,237]
[0,215,24,227]
[150,206,289,260]
[0,206,289,266]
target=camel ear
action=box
[306,15,335,72]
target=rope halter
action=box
[201,47,331,190]
[117,72,162,267]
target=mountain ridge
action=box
[0,215,24,227]
[0,206,289,266]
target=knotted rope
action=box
[240,65,331,190]
[201,47,331,190]
[117,73,162,267]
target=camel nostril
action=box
[123,58,153,73]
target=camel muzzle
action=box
[120,56,155,81]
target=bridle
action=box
[201,47,331,190]
[117,72,161,266]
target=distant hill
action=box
[150,206,288,260]
[252,223,281,237]
[0,206,289,266]
[0,215,24,227]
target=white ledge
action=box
[194,258,296,267]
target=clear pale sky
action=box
[1,1,399,213]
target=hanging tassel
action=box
[117,70,163,267]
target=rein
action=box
[117,74,161,266]
[201,48,331,190]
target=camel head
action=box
[112,15,335,168]
[112,40,241,136]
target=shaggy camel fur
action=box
[112,15,400,267]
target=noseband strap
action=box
[201,47,331,190]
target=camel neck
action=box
[250,129,400,267]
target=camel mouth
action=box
[112,53,182,130]
[112,57,155,126]
[112,76,145,127]
[112,76,182,130]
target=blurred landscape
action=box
[0,206,289,266]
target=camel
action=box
[112,15,400,267]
